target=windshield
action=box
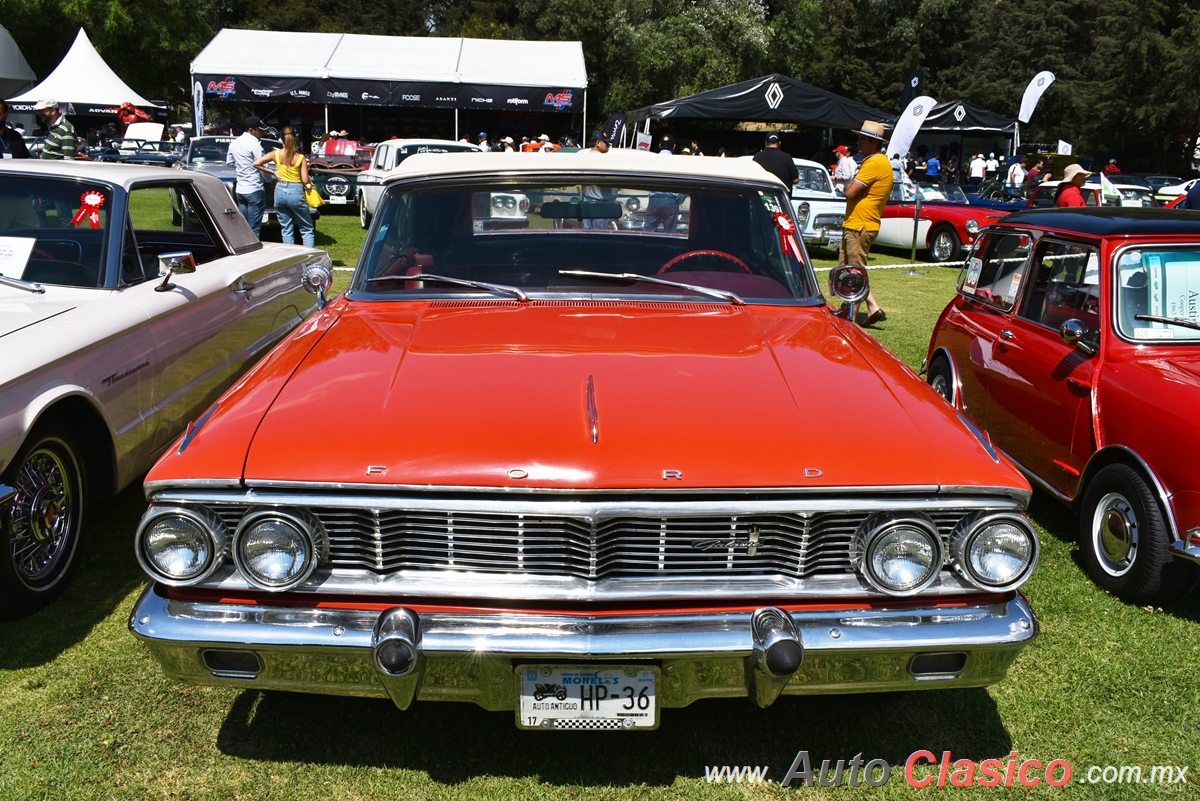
[353,179,816,302]
[1116,247,1200,342]
[0,176,112,288]
[1107,187,1158,208]
[794,166,833,194]
[188,138,233,164]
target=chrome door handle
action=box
[234,280,255,293]
[1000,330,1014,340]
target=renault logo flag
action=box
[887,95,936,161]
[1018,71,1056,123]
[901,69,927,109]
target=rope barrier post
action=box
[902,192,925,276]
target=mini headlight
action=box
[954,514,1038,591]
[233,510,326,591]
[966,219,980,235]
[135,506,227,586]
[859,516,943,595]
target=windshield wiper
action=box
[0,273,46,294]
[1135,314,1200,332]
[558,270,745,306]
[367,272,529,302]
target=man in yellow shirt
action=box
[840,120,894,326]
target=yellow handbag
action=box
[304,182,324,208]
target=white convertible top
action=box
[0,160,196,188]
[384,150,782,187]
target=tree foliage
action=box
[4,0,1198,168]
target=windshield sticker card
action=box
[0,236,36,277]
[964,257,983,291]
[1148,255,1200,325]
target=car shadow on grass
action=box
[216,686,1011,785]
[0,483,147,670]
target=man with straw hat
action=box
[838,120,893,327]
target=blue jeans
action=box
[236,190,266,238]
[274,183,315,247]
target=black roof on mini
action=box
[994,207,1200,237]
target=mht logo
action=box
[251,88,272,98]
[544,90,573,110]
[206,77,236,99]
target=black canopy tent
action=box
[627,74,894,136]
[893,100,1020,158]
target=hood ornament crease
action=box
[586,375,598,444]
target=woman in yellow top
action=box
[253,126,315,247]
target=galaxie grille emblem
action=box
[692,527,761,557]
[366,465,387,475]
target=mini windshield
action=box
[0,176,112,288]
[1116,247,1200,342]
[353,179,816,302]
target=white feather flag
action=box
[1019,71,1056,123]
[886,95,936,161]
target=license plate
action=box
[826,230,843,248]
[516,665,658,730]
[329,195,347,204]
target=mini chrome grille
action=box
[211,506,969,579]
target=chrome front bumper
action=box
[130,586,1037,714]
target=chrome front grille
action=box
[211,506,971,579]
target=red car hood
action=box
[224,301,1017,491]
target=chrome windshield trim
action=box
[169,564,985,602]
[560,270,746,306]
[146,489,1027,515]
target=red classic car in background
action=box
[130,153,1040,730]
[925,207,1200,603]
[875,181,1010,264]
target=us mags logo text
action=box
[206,77,236,99]
[544,90,573,110]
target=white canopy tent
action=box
[8,28,162,111]
[0,25,36,99]
[190,29,588,138]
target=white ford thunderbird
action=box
[0,161,332,617]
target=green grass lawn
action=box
[2,218,1198,800]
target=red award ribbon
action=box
[774,211,796,257]
[69,191,105,229]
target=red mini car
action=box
[925,207,1200,603]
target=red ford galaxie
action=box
[925,207,1200,603]
[130,153,1039,729]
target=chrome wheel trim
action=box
[359,193,369,228]
[930,371,952,403]
[9,441,77,586]
[931,230,955,262]
[1092,491,1138,577]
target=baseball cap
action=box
[765,133,780,144]
[538,134,550,141]
[33,98,58,111]
[478,131,488,138]
[244,115,264,129]
[503,136,513,144]
[833,145,850,155]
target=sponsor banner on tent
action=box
[193,74,584,112]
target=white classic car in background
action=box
[356,139,483,228]
[0,161,332,617]
[742,156,846,252]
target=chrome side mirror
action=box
[155,251,197,292]
[828,265,870,319]
[302,262,333,309]
[1059,318,1097,355]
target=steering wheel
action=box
[657,249,752,275]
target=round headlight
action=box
[503,197,516,209]
[966,219,980,235]
[954,514,1038,591]
[625,196,642,211]
[860,517,943,595]
[135,506,227,586]
[233,510,326,590]
[491,196,504,209]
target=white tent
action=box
[0,25,36,98]
[9,28,161,109]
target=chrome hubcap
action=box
[930,373,951,402]
[932,233,954,261]
[1093,492,1138,576]
[9,445,75,582]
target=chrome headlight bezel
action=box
[856,514,944,596]
[232,509,328,591]
[952,512,1039,591]
[796,202,811,226]
[966,219,980,235]
[135,505,228,586]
